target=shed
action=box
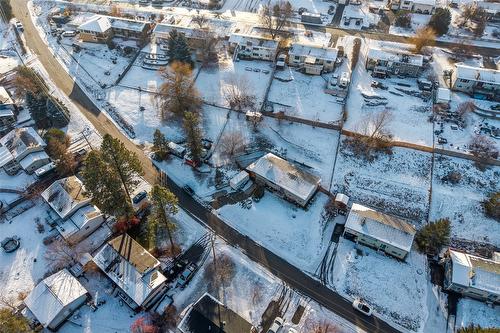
[436,88,451,104]
[229,170,249,190]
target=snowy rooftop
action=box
[19,150,49,170]
[109,17,148,32]
[78,15,112,33]
[153,23,207,39]
[455,64,499,85]
[0,145,14,167]
[289,43,338,62]
[246,153,320,202]
[41,176,91,220]
[345,203,416,252]
[367,47,424,67]
[343,5,366,19]
[449,250,500,296]
[0,86,14,109]
[228,33,279,50]
[412,0,436,6]
[0,127,46,163]
[93,234,166,307]
[58,205,103,239]
[178,293,254,333]
[437,87,451,101]
[24,269,88,328]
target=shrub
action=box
[483,192,499,221]
[415,218,450,255]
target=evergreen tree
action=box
[415,218,451,255]
[153,129,168,160]
[167,29,193,67]
[81,134,143,217]
[483,192,499,221]
[149,185,179,252]
[183,111,203,165]
[0,308,33,333]
[428,8,451,35]
[44,128,75,175]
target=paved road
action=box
[13,2,400,332]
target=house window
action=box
[460,79,469,83]
[295,55,300,60]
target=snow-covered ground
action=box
[330,239,433,332]
[331,138,432,223]
[217,191,333,273]
[195,57,274,109]
[430,155,500,246]
[456,298,500,330]
[268,67,344,124]
[344,39,434,147]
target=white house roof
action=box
[455,64,499,85]
[345,203,416,253]
[367,47,424,67]
[449,250,500,297]
[24,269,88,328]
[41,176,91,220]
[109,17,147,32]
[437,87,451,102]
[153,23,207,40]
[59,205,103,240]
[0,127,46,162]
[0,86,14,109]
[289,43,338,62]
[93,234,166,307]
[246,153,320,202]
[0,145,14,168]
[19,150,50,170]
[78,15,112,33]
[413,0,436,6]
[228,33,279,50]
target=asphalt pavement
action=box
[12,2,402,331]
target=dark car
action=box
[183,185,195,195]
[371,81,388,90]
[438,137,448,144]
[132,191,147,204]
[175,263,197,289]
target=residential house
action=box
[451,64,500,101]
[0,127,49,175]
[0,86,16,135]
[342,5,365,27]
[228,33,279,61]
[343,203,417,259]
[93,234,168,310]
[246,153,321,207]
[23,269,89,331]
[444,249,499,304]
[78,15,152,43]
[77,15,112,43]
[177,293,256,333]
[41,176,105,244]
[153,23,208,49]
[366,47,424,77]
[288,43,338,75]
[391,0,436,13]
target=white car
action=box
[287,328,298,333]
[267,317,284,333]
[352,298,373,316]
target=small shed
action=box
[245,111,262,122]
[436,88,451,104]
[334,193,350,210]
[230,170,249,190]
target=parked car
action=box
[132,191,147,204]
[267,317,284,333]
[287,328,298,333]
[352,298,372,316]
[438,137,448,144]
[175,262,197,289]
[183,185,195,196]
[61,30,77,37]
[14,20,23,32]
[371,80,388,90]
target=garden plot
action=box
[455,298,500,330]
[344,40,433,146]
[217,191,333,273]
[331,139,432,223]
[389,13,431,36]
[195,58,274,109]
[118,64,164,92]
[268,68,344,124]
[430,155,500,246]
[331,239,429,332]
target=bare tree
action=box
[304,319,340,333]
[348,109,393,160]
[192,14,208,28]
[203,253,236,289]
[469,135,499,167]
[259,1,293,40]
[455,101,475,124]
[222,73,255,112]
[198,29,219,67]
[44,238,83,271]
[220,131,245,159]
[411,27,436,53]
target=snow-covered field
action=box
[430,155,500,246]
[456,298,500,330]
[217,191,333,273]
[331,138,432,223]
[195,58,274,109]
[344,39,434,147]
[331,239,431,332]
[268,67,344,123]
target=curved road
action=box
[13,2,400,332]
